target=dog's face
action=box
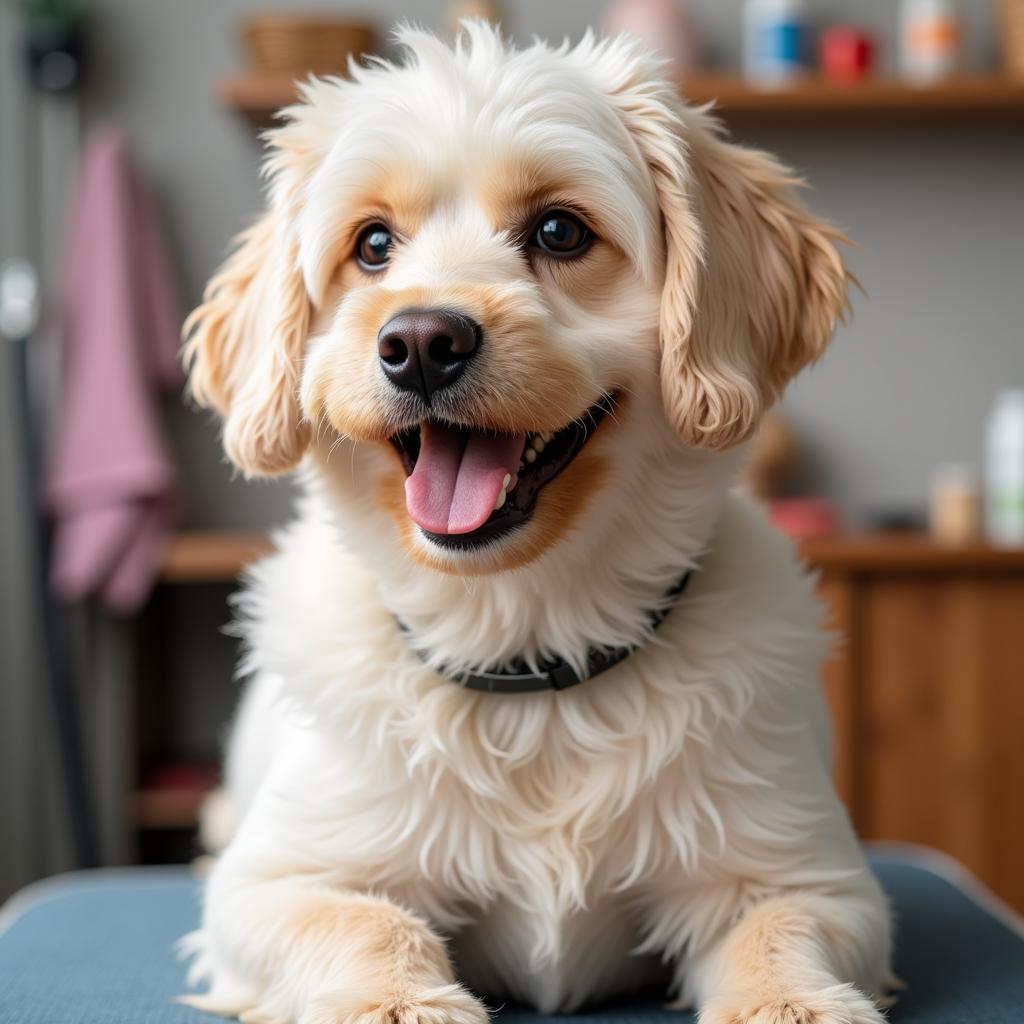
[186,26,847,576]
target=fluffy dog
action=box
[182,23,893,1024]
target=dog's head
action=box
[186,24,847,577]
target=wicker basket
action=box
[242,14,376,76]
[1002,0,1024,80]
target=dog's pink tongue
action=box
[406,423,525,535]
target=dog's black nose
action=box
[377,308,480,404]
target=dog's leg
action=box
[184,854,488,1024]
[683,889,889,1024]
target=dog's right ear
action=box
[183,210,311,477]
[183,81,346,477]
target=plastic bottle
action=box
[900,0,961,84]
[743,0,808,87]
[985,389,1024,546]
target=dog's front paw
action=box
[700,983,884,1024]
[301,982,489,1024]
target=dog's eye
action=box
[530,210,592,259]
[356,223,393,270]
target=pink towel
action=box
[46,128,183,615]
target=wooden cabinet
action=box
[153,533,1024,909]
[804,536,1024,912]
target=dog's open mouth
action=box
[388,394,615,549]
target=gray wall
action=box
[80,0,1024,526]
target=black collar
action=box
[398,569,693,694]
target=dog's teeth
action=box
[524,448,538,463]
[494,489,506,510]
[531,437,545,452]
[518,461,525,472]
[542,432,554,443]
[502,473,511,489]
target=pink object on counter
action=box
[45,128,183,615]
[769,499,841,540]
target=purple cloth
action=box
[45,128,183,614]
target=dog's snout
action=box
[377,308,480,403]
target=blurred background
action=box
[1,0,1022,915]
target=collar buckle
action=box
[545,662,584,690]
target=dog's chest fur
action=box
[257,654,724,1008]
[237,495,828,1010]
[349,738,682,1012]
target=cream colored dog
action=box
[182,23,893,1024]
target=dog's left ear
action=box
[603,55,849,450]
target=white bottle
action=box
[985,389,1024,546]
[900,0,961,85]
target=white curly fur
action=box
[182,23,893,1024]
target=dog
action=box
[181,22,894,1024]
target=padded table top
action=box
[0,847,1021,1024]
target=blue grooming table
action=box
[1,846,1021,1024]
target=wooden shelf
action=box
[159,528,1024,584]
[158,530,272,583]
[679,74,1024,122]
[219,71,1024,130]
[800,533,1024,573]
